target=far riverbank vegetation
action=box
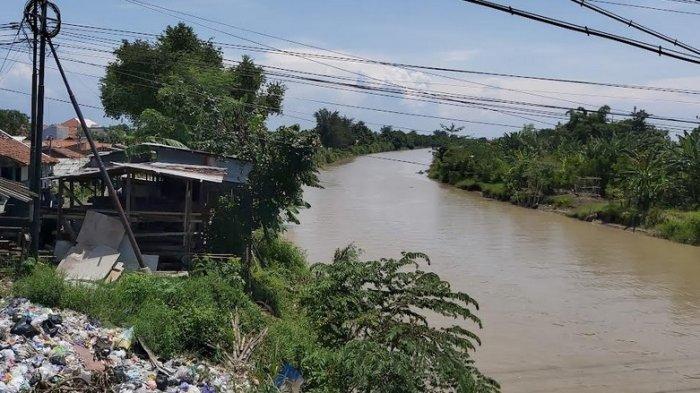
[429,107,700,246]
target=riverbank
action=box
[315,144,401,167]
[1,228,497,392]
[437,176,700,246]
[288,148,700,392]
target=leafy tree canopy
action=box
[303,246,499,393]
[101,23,316,241]
[0,109,29,136]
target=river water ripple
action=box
[286,149,700,393]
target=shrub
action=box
[653,210,700,245]
[13,266,263,359]
[12,263,65,307]
[480,182,509,201]
[254,233,308,276]
[548,194,574,208]
[302,245,499,392]
[455,178,479,191]
[250,266,288,316]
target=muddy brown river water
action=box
[286,149,700,393]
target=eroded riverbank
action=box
[287,149,700,393]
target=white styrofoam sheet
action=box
[116,235,159,271]
[76,211,125,250]
[57,245,120,281]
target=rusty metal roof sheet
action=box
[0,177,37,203]
[112,162,227,183]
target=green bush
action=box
[455,178,479,191]
[653,210,700,245]
[254,313,323,381]
[250,266,288,317]
[548,194,574,208]
[13,266,263,358]
[254,233,308,276]
[480,182,509,201]
[12,263,65,307]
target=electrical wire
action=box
[50,22,700,96]
[588,0,700,15]
[459,0,700,64]
[571,0,700,56]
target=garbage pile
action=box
[0,298,253,392]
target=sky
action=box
[1,0,699,138]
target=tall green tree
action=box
[0,109,29,135]
[303,246,499,392]
[101,23,318,248]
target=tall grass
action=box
[13,262,264,358]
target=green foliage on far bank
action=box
[312,109,450,165]
[12,235,497,392]
[429,107,700,245]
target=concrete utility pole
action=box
[27,0,46,257]
[24,1,147,269]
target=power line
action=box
[572,0,700,56]
[0,21,22,78]
[588,0,700,15]
[5,39,697,130]
[117,0,586,125]
[50,22,700,97]
[13,42,698,128]
[46,22,700,125]
[459,0,700,64]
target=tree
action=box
[440,122,465,135]
[671,128,700,207]
[101,23,223,122]
[101,24,318,251]
[303,246,499,393]
[0,109,29,135]
[313,108,354,149]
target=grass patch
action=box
[547,194,575,208]
[13,261,264,358]
[651,210,700,245]
[479,182,509,201]
[455,178,480,191]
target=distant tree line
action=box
[313,108,446,151]
[430,106,700,244]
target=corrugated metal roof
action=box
[0,177,37,203]
[52,157,91,177]
[113,162,226,183]
[140,143,241,160]
[47,162,228,184]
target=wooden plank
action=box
[57,180,64,235]
[65,181,84,207]
[125,172,132,220]
[183,180,192,252]
[69,181,74,208]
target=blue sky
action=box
[1,0,699,138]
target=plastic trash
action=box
[0,298,253,392]
[10,317,39,338]
[113,326,134,350]
[41,314,62,336]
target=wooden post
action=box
[125,172,132,221]
[57,180,64,235]
[68,181,74,208]
[183,180,193,253]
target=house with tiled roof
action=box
[60,117,99,139]
[42,138,115,159]
[0,129,57,185]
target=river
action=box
[286,148,700,393]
